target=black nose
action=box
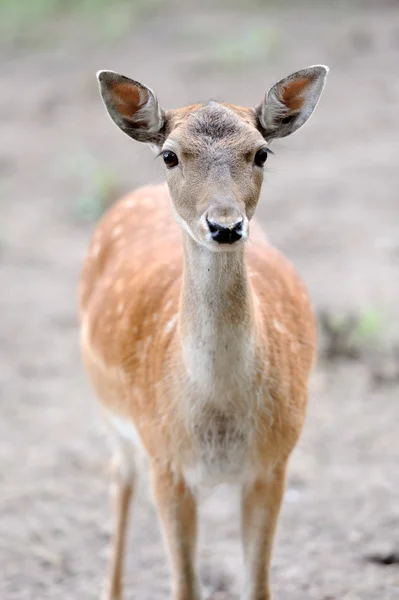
[206,218,244,244]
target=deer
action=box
[79,64,328,600]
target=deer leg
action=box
[240,465,287,600]
[151,466,202,600]
[103,436,139,600]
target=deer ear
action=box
[97,70,166,146]
[257,65,328,140]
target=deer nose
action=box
[206,217,244,244]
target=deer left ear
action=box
[257,65,328,140]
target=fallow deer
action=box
[79,65,328,600]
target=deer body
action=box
[80,66,327,599]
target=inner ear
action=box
[280,77,310,111]
[109,80,144,120]
[97,71,166,146]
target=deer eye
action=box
[163,151,179,168]
[254,147,271,168]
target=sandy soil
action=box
[1,1,398,598]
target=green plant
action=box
[61,151,120,223]
[318,307,388,361]
[212,26,280,69]
[75,167,119,222]
[0,0,163,46]
[353,308,385,343]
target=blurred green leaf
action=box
[187,24,281,72]
[213,27,279,67]
[354,308,385,342]
[60,150,119,223]
[74,167,119,222]
[0,0,163,46]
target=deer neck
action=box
[178,233,258,395]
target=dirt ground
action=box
[1,1,398,598]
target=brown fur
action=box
[80,183,316,599]
[110,81,143,116]
[279,77,309,111]
[81,184,315,430]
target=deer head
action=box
[97,66,328,251]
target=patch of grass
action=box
[0,0,57,43]
[353,308,386,344]
[62,151,121,223]
[318,307,388,361]
[318,310,359,360]
[75,0,165,43]
[0,0,163,46]
[319,307,399,387]
[180,22,281,72]
[212,26,280,69]
[74,168,120,223]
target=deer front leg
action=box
[103,439,139,600]
[241,465,287,600]
[151,466,202,600]
[104,471,133,600]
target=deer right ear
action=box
[97,71,166,147]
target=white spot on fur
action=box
[111,225,123,238]
[290,341,299,354]
[142,337,152,356]
[273,319,287,334]
[90,241,101,258]
[116,301,125,316]
[164,314,177,334]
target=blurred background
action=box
[1,0,398,598]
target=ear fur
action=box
[97,70,166,146]
[257,65,329,140]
